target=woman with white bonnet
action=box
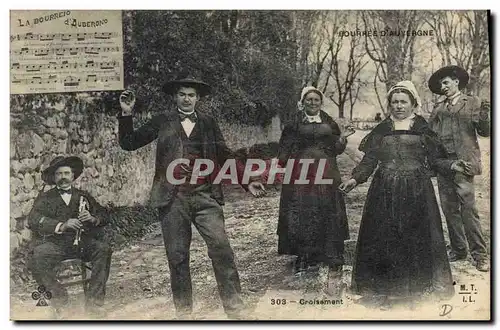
[340,81,470,309]
[275,86,355,297]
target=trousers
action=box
[30,238,112,308]
[159,183,243,315]
[437,172,488,261]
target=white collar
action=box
[391,113,416,130]
[304,112,321,119]
[178,108,195,115]
[447,92,462,105]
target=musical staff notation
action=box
[10,10,123,94]
[11,74,121,86]
[11,46,121,56]
[10,32,119,42]
[11,60,120,71]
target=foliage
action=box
[98,203,159,248]
[119,10,301,125]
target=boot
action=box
[293,255,307,277]
[305,254,321,276]
[325,265,344,298]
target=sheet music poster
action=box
[10,10,124,94]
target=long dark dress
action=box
[351,115,455,298]
[276,110,349,267]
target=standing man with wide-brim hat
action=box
[118,73,265,319]
[427,65,490,272]
[27,156,112,318]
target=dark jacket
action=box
[27,187,106,246]
[118,110,248,208]
[277,110,346,164]
[352,115,455,184]
[276,110,350,249]
[428,94,490,175]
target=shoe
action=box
[306,265,320,277]
[293,256,307,275]
[475,259,490,272]
[325,266,344,298]
[448,251,467,262]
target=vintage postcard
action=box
[9,9,491,321]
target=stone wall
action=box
[10,95,281,254]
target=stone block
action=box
[19,228,32,242]
[52,128,68,140]
[23,173,35,191]
[10,140,17,159]
[21,199,34,216]
[10,233,20,253]
[56,140,68,154]
[107,165,114,177]
[45,117,57,128]
[56,115,65,128]
[33,172,42,186]
[11,177,23,194]
[10,203,23,219]
[15,133,33,158]
[11,161,22,174]
[31,133,45,156]
[21,158,38,172]
[54,101,65,112]
[42,133,53,145]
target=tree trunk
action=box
[338,103,345,119]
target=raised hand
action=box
[119,90,136,116]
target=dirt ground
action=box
[10,131,491,321]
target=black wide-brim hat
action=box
[428,65,469,95]
[162,75,212,97]
[41,156,84,185]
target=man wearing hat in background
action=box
[427,65,490,272]
[27,156,113,316]
[118,74,265,319]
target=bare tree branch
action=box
[373,62,386,115]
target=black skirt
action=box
[351,167,455,298]
[277,181,349,266]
